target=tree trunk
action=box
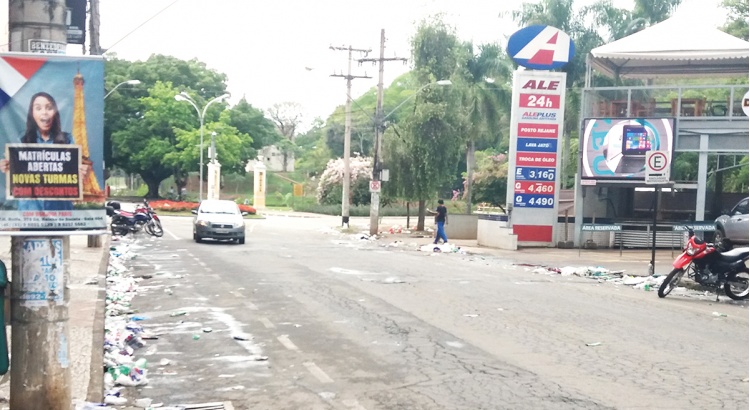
[465,140,475,214]
[417,199,426,231]
[406,202,410,230]
[141,175,161,199]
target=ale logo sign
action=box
[507,25,575,70]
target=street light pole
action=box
[174,92,229,201]
[104,79,140,99]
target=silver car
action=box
[715,197,749,245]
[192,200,247,244]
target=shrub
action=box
[149,200,256,215]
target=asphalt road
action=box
[120,214,749,410]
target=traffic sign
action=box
[742,91,750,116]
[369,180,381,193]
[645,151,670,184]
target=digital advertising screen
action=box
[580,117,675,181]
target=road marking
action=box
[164,227,180,240]
[303,362,333,383]
[259,317,275,329]
[277,335,299,351]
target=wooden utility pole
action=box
[359,29,407,236]
[8,1,72,408]
[330,45,371,227]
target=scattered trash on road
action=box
[712,312,728,317]
[586,342,602,347]
[463,314,480,318]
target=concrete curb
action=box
[85,234,110,403]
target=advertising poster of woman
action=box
[0,53,105,231]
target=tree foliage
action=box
[721,0,749,40]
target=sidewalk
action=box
[0,234,109,407]
[346,215,684,278]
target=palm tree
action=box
[456,42,512,214]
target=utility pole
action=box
[359,29,407,236]
[330,45,371,227]
[89,0,103,55]
[8,1,72,408]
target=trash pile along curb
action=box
[77,235,152,408]
[517,264,667,290]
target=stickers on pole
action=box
[20,238,64,308]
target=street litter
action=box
[382,277,406,284]
[586,342,602,347]
[419,243,464,254]
[202,327,213,333]
[232,333,252,341]
[712,312,728,317]
[170,311,188,317]
[463,314,480,318]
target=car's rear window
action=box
[199,202,239,214]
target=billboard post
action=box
[0,53,105,408]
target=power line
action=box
[104,0,181,53]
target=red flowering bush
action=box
[149,200,256,215]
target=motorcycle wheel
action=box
[724,267,749,300]
[147,220,164,237]
[658,267,685,298]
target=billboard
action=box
[0,53,106,231]
[581,117,675,182]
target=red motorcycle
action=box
[658,227,749,300]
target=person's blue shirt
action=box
[16,131,75,211]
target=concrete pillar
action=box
[695,134,709,221]
[207,161,221,200]
[10,236,71,409]
[9,0,67,53]
[253,161,267,209]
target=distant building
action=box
[260,145,294,172]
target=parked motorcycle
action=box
[107,200,163,237]
[141,200,163,238]
[658,226,749,300]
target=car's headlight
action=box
[234,222,245,229]
[197,220,209,227]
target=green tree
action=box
[406,16,465,230]
[227,98,280,153]
[455,42,512,213]
[721,0,749,40]
[105,55,230,196]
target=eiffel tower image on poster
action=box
[72,70,105,203]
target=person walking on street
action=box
[428,199,448,244]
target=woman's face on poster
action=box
[32,95,57,133]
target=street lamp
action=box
[104,79,141,99]
[174,92,230,201]
[368,79,452,236]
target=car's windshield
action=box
[199,202,239,214]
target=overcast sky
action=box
[30,0,728,131]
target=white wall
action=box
[0,0,8,52]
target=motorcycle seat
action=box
[116,210,135,217]
[717,247,749,263]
